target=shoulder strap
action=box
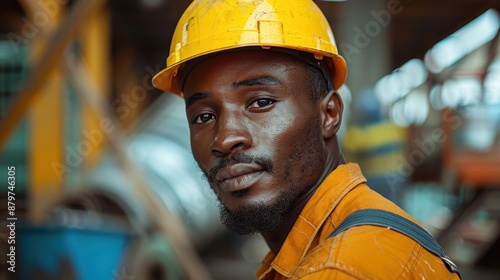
[329,208,461,278]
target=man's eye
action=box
[249,99,275,108]
[193,113,215,124]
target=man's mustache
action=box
[207,154,274,184]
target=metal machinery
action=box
[374,9,500,272]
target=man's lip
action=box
[215,163,265,193]
[215,163,265,181]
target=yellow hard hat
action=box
[152,0,347,95]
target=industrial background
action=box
[0,0,500,279]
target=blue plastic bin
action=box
[17,217,134,280]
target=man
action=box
[152,0,461,279]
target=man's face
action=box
[183,50,328,234]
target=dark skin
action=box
[183,50,344,254]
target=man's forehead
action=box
[180,49,307,89]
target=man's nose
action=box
[210,114,252,158]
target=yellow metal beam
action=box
[79,5,110,168]
[27,0,63,222]
[29,69,63,221]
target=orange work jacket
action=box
[256,163,460,279]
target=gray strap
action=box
[329,209,461,278]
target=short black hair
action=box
[304,62,329,100]
[284,55,329,101]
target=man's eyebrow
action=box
[185,92,209,109]
[185,77,280,108]
[232,77,281,88]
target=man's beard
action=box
[218,188,302,235]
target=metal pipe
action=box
[63,52,212,280]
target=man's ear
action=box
[320,90,343,139]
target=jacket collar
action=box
[256,163,367,279]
